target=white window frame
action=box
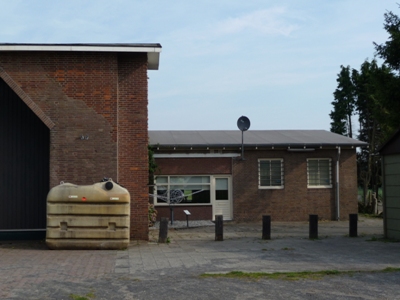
[307,158,332,188]
[258,159,284,189]
[153,175,212,206]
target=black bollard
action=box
[170,206,174,225]
[309,214,318,239]
[215,215,223,241]
[349,214,358,237]
[158,217,169,243]
[262,215,271,240]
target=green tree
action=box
[330,8,400,209]
[374,10,400,73]
[330,65,356,137]
[352,60,383,205]
[373,9,400,137]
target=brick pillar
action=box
[117,53,149,240]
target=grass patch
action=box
[200,268,400,281]
[366,236,400,243]
[361,213,383,219]
[382,267,400,272]
[69,291,95,300]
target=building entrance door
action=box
[212,176,232,221]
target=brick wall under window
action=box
[233,149,357,222]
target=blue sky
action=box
[0,1,398,131]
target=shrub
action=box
[148,203,157,227]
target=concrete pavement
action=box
[1,216,400,299]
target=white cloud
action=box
[157,6,302,59]
[214,7,299,37]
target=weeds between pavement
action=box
[200,267,400,281]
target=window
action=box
[215,178,229,200]
[154,176,211,204]
[307,159,332,188]
[258,159,284,189]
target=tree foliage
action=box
[330,7,400,205]
[352,60,384,203]
[373,10,400,137]
[374,10,400,73]
[330,65,355,138]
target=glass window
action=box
[170,176,210,184]
[307,159,332,188]
[258,159,284,189]
[215,178,228,200]
[154,176,211,204]
[156,176,168,184]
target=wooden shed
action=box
[379,128,400,239]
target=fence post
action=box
[309,214,318,239]
[262,215,271,240]
[215,215,223,241]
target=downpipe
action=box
[336,146,341,221]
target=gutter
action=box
[0,43,162,70]
[153,153,240,158]
[151,143,365,149]
[0,43,162,53]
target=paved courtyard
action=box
[1,217,400,299]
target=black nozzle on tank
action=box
[105,181,114,190]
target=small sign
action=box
[68,195,78,199]
[110,197,119,201]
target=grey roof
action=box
[149,130,367,148]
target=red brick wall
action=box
[232,149,358,222]
[0,51,149,240]
[338,149,359,219]
[117,53,149,240]
[155,157,232,175]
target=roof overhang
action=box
[152,144,359,150]
[149,130,368,149]
[0,43,162,70]
[154,153,241,158]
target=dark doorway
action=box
[0,78,49,239]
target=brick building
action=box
[0,43,161,240]
[149,130,366,222]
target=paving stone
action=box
[2,217,400,299]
